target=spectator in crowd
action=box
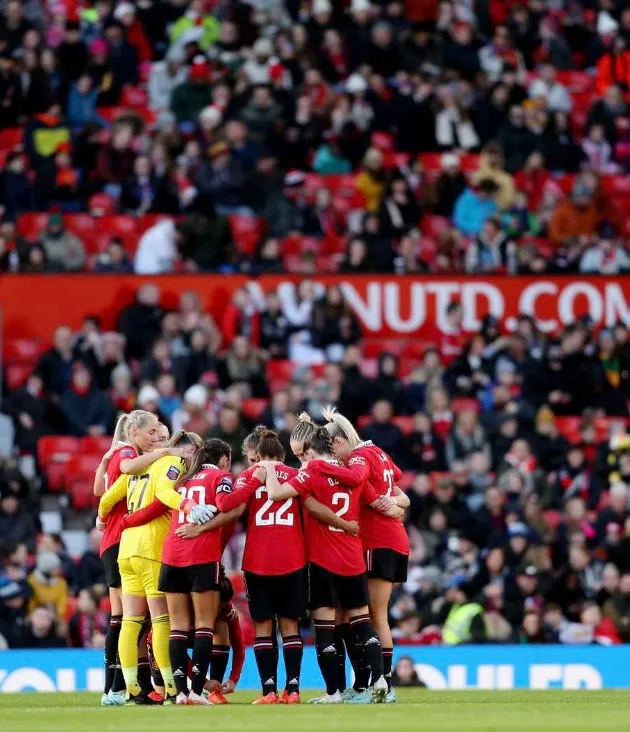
[76,528,105,591]
[15,605,66,649]
[27,552,68,619]
[453,179,499,236]
[59,362,114,437]
[68,589,108,648]
[435,153,467,218]
[39,214,86,272]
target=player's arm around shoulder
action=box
[154,455,188,510]
[98,473,129,519]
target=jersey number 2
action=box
[329,491,350,532]
[254,487,294,526]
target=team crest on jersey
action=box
[167,465,181,480]
[217,476,234,494]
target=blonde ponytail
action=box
[321,405,362,449]
[111,414,129,448]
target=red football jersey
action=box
[100,444,139,555]
[230,464,306,576]
[287,459,378,576]
[161,464,235,567]
[348,442,410,555]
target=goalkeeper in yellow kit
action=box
[97,431,214,705]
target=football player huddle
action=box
[95,405,410,706]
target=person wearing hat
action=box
[503,563,543,628]
[56,18,89,82]
[194,138,253,217]
[38,213,86,272]
[434,152,467,217]
[113,1,151,63]
[548,174,601,247]
[170,55,214,124]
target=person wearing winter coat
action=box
[453,179,499,236]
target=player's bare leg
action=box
[102,587,125,705]
[165,592,192,704]
[252,618,279,704]
[278,617,302,703]
[368,578,396,702]
[187,590,220,706]
[346,605,387,704]
[309,608,342,704]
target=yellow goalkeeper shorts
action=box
[119,556,163,598]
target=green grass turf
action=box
[2,690,630,732]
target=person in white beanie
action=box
[137,384,161,412]
[198,105,223,133]
[597,11,619,37]
[312,0,332,17]
[242,37,278,84]
[171,384,212,433]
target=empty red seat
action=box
[0,127,23,150]
[371,131,395,151]
[326,174,359,197]
[228,215,264,256]
[17,212,49,240]
[451,397,481,414]
[556,70,594,93]
[81,436,112,455]
[69,478,99,511]
[419,153,442,172]
[555,416,582,442]
[242,398,269,419]
[38,436,80,490]
[120,86,149,108]
[64,213,96,236]
[421,215,451,239]
[5,364,33,390]
[3,337,41,363]
[266,360,296,390]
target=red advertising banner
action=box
[1,275,629,341]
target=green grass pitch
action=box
[2,690,630,732]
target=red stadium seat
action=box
[556,70,594,93]
[17,212,49,240]
[0,127,23,150]
[242,398,269,419]
[371,131,395,152]
[265,360,296,390]
[38,436,80,491]
[3,337,42,363]
[5,364,34,390]
[80,436,112,455]
[69,477,99,511]
[120,86,149,108]
[228,215,264,256]
[451,397,481,414]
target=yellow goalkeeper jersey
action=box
[98,455,187,562]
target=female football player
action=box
[97,430,214,704]
[264,427,400,704]
[159,438,246,705]
[93,412,186,706]
[319,406,410,703]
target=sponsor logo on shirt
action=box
[349,456,366,466]
[167,465,181,480]
[120,448,135,459]
[294,471,310,484]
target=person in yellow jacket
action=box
[472,143,515,211]
[441,583,487,645]
[97,431,214,704]
[355,148,387,212]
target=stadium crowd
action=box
[0,0,630,660]
[0,280,630,650]
[0,0,630,274]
